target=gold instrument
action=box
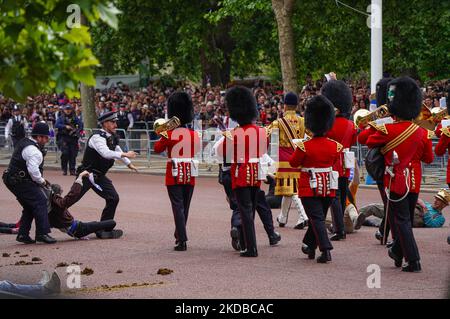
[430,107,448,123]
[353,105,390,128]
[153,116,181,138]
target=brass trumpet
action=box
[153,116,181,138]
[430,107,448,123]
[353,105,390,128]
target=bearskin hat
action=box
[376,77,394,107]
[225,86,258,126]
[305,95,335,136]
[167,91,194,125]
[320,80,353,118]
[387,76,422,120]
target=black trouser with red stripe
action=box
[377,181,391,239]
[388,192,420,262]
[234,187,259,254]
[167,185,194,243]
[330,177,347,234]
[301,197,333,252]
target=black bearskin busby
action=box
[387,76,422,120]
[167,91,194,125]
[305,95,335,136]
[225,86,258,126]
[321,80,353,118]
[376,77,394,107]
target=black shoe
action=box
[230,227,240,251]
[62,171,67,176]
[447,235,450,245]
[388,247,403,268]
[330,232,346,241]
[317,250,332,263]
[269,232,281,246]
[386,240,394,249]
[301,244,315,259]
[354,213,366,230]
[16,234,35,244]
[36,234,57,244]
[70,171,76,176]
[174,241,187,251]
[240,249,258,257]
[375,230,383,242]
[96,230,123,239]
[276,217,285,228]
[294,222,306,230]
[402,260,422,273]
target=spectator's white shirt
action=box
[22,138,45,184]
[5,115,28,139]
[88,129,131,166]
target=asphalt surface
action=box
[0,170,449,299]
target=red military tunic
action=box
[408,128,434,193]
[154,128,201,186]
[366,121,424,195]
[325,117,357,178]
[434,126,450,184]
[289,137,342,197]
[218,124,268,190]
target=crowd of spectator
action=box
[1,76,448,131]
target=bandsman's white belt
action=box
[301,167,338,190]
[301,167,333,173]
[169,158,199,177]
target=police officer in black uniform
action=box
[55,104,83,176]
[2,122,56,244]
[5,105,28,148]
[76,111,138,239]
[116,104,134,141]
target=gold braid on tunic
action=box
[268,111,305,196]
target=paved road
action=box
[0,170,449,298]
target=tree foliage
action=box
[0,0,120,101]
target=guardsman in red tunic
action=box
[154,92,201,251]
[321,80,357,241]
[358,77,394,244]
[366,77,424,272]
[434,112,450,188]
[289,95,342,264]
[408,128,434,221]
[266,92,308,229]
[217,86,268,257]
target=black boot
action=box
[276,217,286,228]
[301,244,315,259]
[36,234,57,244]
[230,227,240,251]
[316,250,332,263]
[75,220,117,238]
[16,234,35,244]
[269,232,281,246]
[330,231,346,241]
[388,247,403,268]
[95,229,123,239]
[402,260,422,273]
[294,221,306,230]
[174,241,187,251]
[240,248,258,257]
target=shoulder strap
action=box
[279,117,301,149]
[381,123,419,155]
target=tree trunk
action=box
[200,16,234,87]
[81,14,97,130]
[272,0,297,93]
[80,85,96,130]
